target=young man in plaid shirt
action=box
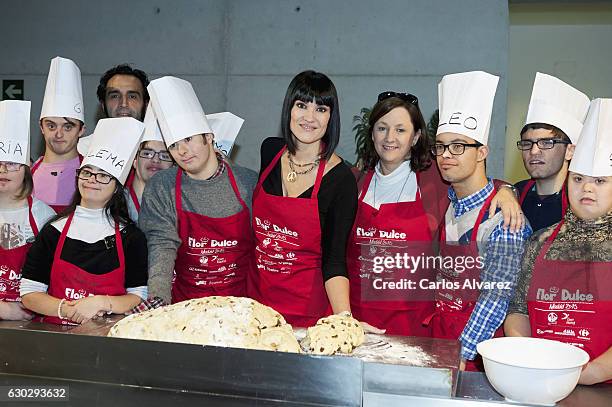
[427,71,532,371]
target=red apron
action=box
[347,170,434,336]
[171,166,252,303]
[527,219,612,382]
[43,212,126,325]
[248,146,331,327]
[425,188,504,371]
[31,155,83,213]
[519,179,568,214]
[0,197,38,302]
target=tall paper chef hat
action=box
[40,56,84,122]
[147,76,212,147]
[142,105,164,143]
[524,73,590,144]
[569,99,612,177]
[0,100,31,165]
[436,71,499,145]
[205,112,244,155]
[80,118,144,185]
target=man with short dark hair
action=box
[78,64,150,156]
[514,73,590,232]
[96,64,149,120]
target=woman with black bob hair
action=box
[21,118,148,325]
[248,70,358,327]
[348,92,525,336]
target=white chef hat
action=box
[436,71,499,145]
[80,118,144,185]
[0,100,31,165]
[569,99,612,177]
[205,112,244,156]
[524,72,590,144]
[147,76,212,147]
[142,104,164,143]
[40,56,84,122]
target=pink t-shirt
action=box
[32,156,81,206]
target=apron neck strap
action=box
[128,184,141,213]
[53,212,75,261]
[225,163,248,210]
[27,196,39,235]
[471,186,497,242]
[311,156,327,198]
[519,179,536,205]
[175,169,184,217]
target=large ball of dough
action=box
[108,296,300,353]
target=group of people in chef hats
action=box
[0,56,609,384]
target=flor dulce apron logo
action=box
[255,217,299,237]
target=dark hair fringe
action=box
[520,123,571,143]
[362,97,432,173]
[47,177,133,228]
[96,63,150,106]
[280,70,340,161]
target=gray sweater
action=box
[138,164,258,303]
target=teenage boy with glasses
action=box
[126,106,174,222]
[427,71,532,371]
[514,73,590,232]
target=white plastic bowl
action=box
[477,337,589,406]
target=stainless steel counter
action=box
[0,320,609,406]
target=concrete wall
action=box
[0,0,509,177]
[505,3,612,182]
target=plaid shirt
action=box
[448,180,532,360]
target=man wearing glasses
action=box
[126,106,174,222]
[429,71,532,371]
[514,73,590,232]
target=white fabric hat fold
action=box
[436,71,499,145]
[525,72,590,144]
[147,76,212,147]
[142,105,164,143]
[0,100,31,165]
[40,56,84,122]
[206,112,244,156]
[569,99,612,177]
[80,118,144,185]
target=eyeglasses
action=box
[377,91,419,106]
[76,168,114,184]
[138,148,173,162]
[516,138,570,151]
[0,161,22,172]
[432,143,482,156]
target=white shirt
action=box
[362,160,418,210]
[51,206,118,243]
[0,198,55,250]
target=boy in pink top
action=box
[32,57,85,213]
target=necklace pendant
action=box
[287,171,297,183]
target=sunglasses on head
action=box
[377,91,419,106]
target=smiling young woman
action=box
[20,118,148,325]
[248,70,358,327]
